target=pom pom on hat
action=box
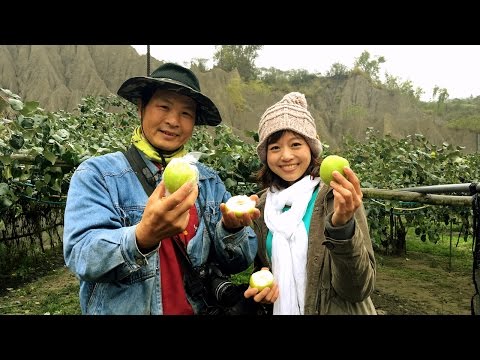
[282,92,308,108]
[256,92,322,164]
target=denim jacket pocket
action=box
[86,269,157,314]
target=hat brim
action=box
[117,76,222,126]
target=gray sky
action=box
[132,45,480,102]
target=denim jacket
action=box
[63,151,258,315]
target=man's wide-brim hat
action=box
[117,62,222,126]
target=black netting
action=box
[0,201,64,290]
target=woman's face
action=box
[266,130,311,185]
[139,89,196,152]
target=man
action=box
[63,63,259,314]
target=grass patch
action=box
[0,245,67,295]
[405,229,473,272]
[0,266,81,315]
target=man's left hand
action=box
[220,194,260,230]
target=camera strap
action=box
[124,145,162,194]
[171,235,209,300]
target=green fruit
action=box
[249,269,274,292]
[319,155,350,185]
[163,158,198,195]
[225,195,256,217]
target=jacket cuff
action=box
[325,212,355,240]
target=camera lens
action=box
[210,278,241,307]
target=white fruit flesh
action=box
[225,195,256,216]
[249,269,274,291]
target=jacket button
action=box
[136,258,144,265]
[325,242,335,250]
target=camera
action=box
[205,263,245,308]
[195,263,244,308]
[187,262,269,315]
[195,263,262,315]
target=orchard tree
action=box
[190,58,209,72]
[384,72,424,101]
[325,62,350,78]
[354,50,385,83]
[213,45,263,81]
[433,85,449,113]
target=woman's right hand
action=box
[244,267,279,304]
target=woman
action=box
[244,92,376,315]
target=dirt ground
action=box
[371,251,473,315]
[0,250,475,315]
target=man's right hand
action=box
[135,180,198,252]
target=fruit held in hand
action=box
[163,158,198,195]
[225,195,256,217]
[249,269,274,292]
[319,155,350,185]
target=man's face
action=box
[139,89,196,152]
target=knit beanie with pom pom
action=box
[256,92,323,164]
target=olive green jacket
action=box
[252,184,377,315]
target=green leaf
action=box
[1,197,13,208]
[2,166,12,180]
[19,116,34,129]
[52,134,64,142]
[20,100,40,115]
[8,98,24,111]
[0,183,10,196]
[19,167,32,181]
[43,150,57,165]
[25,186,33,197]
[23,129,36,140]
[34,180,45,190]
[0,156,12,165]
[9,134,24,149]
[1,88,14,96]
[51,179,62,192]
[56,129,69,139]
[224,178,237,189]
[29,147,43,158]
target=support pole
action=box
[361,188,472,207]
[147,45,151,76]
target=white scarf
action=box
[264,175,320,315]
